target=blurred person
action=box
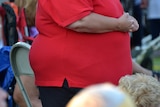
[131,0,148,48]
[15,0,38,39]
[147,0,160,40]
[12,0,42,107]
[0,88,8,107]
[119,73,160,107]
[29,0,153,107]
[66,83,136,107]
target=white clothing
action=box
[147,0,160,19]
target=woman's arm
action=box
[67,12,139,33]
[132,60,152,76]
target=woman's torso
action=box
[29,0,132,87]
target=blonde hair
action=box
[118,73,160,107]
[14,0,37,27]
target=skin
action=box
[132,60,152,75]
[13,76,42,107]
[67,12,139,33]
[0,88,8,107]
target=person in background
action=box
[12,0,42,107]
[15,0,38,40]
[131,0,148,48]
[29,0,153,107]
[147,0,160,40]
[119,73,160,107]
[0,88,8,107]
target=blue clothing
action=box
[0,46,14,90]
[0,46,15,107]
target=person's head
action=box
[14,0,37,27]
[119,73,160,107]
[66,83,136,107]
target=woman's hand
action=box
[117,13,139,32]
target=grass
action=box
[153,56,160,71]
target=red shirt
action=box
[29,0,132,88]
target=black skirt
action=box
[38,79,82,107]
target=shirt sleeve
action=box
[45,0,93,27]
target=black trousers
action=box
[38,79,82,107]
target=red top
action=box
[29,0,132,88]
